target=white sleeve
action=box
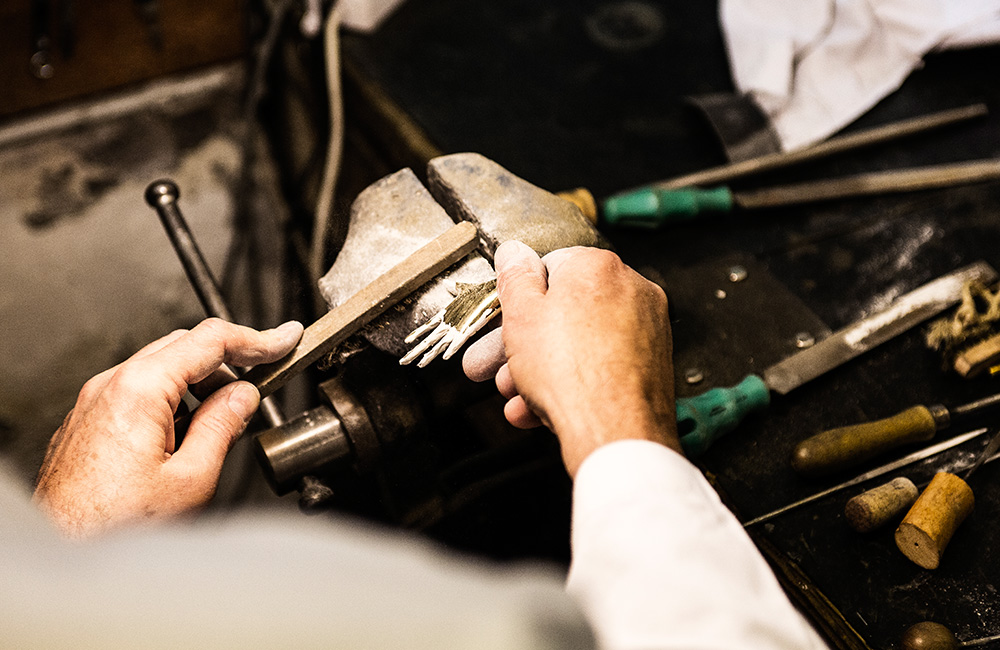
[0,467,596,650]
[566,440,830,650]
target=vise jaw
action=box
[318,152,607,358]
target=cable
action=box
[309,4,345,287]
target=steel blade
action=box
[742,428,988,527]
[763,262,997,395]
[735,159,1000,210]
[964,428,1000,481]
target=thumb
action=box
[495,240,547,310]
[169,381,259,480]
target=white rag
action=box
[721,0,1000,151]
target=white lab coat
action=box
[569,440,829,649]
[0,440,828,649]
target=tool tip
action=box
[145,179,180,207]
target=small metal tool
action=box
[649,104,988,191]
[964,427,1000,481]
[400,278,499,367]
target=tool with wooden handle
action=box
[902,621,1000,650]
[894,427,1000,569]
[793,390,1000,478]
[743,428,988,527]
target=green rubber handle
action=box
[676,374,771,457]
[790,405,939,478]
[602,186,734,227]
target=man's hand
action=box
[464,242,680,476]
[33,318,303,538]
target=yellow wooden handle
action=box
[791,405,938,478]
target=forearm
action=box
[566,440,829,650]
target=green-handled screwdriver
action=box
[599,159,1000,228]
[671,262,996,458]
[676,375,769,457]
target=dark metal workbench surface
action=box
[339,2,1000,648]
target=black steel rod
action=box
[146,181,234,321]
[952,391,1000,420]
[145,180,285,428]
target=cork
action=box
[845,477,919,532]
[895,472,974,569]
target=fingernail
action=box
[494,240,532,272]
[274,320,304,345]
[228,382,260,422]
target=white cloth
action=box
[721,0,1000,151]
[0,473,591,650]
[0,441,827,649]
[569,441,829,650]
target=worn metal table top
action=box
[340,2,1000,648]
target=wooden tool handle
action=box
[895,472,974,570]
[791,406,939,478]
[901,622,960,650]
[244,221,479,398]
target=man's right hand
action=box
[464,241,681,477]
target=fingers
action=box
[494,365,543,428]
[168,381,260,480]
[494,241,548,309]
[538,246,584,278]
[76,330,191,402]
[132,329,190,360]
[188,365,240,402]
[504,396,543,429]
[495,363,517,399]
[136,319,303,394]
[462,327,506,382]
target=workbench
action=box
[335,2,1000,648]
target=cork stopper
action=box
[895,472,974,569]
[845,477,919,532]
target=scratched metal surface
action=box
[343,2,1000,648]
